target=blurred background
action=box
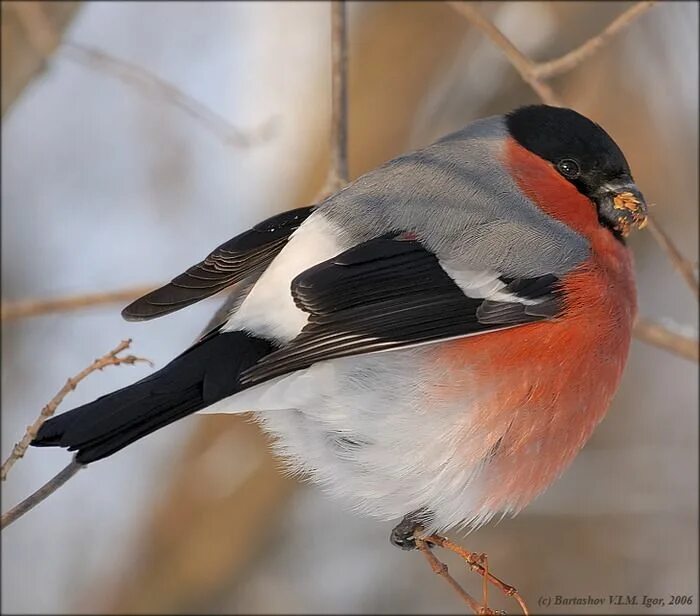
[1,1,697,614]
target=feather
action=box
[242,237,562,384]
[122,206,314,321]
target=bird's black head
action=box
[506,105,647,239]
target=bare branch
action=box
[415,537,483,615]
[423,533,530,615]
[329,1,349,189]
[646,215,699,299]
[1,459,83,529]
[1,339,152,482]
[60,42,275,148]
[447,1,656,100]
[634,317,698,362]
[533,1,658,79]
[1,285,156,321]
[11,4,270,149]
[318,0,350,200]
[446,1,561,106]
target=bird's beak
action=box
[596,181,648,237]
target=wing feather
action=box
[122,206,313,321]
[242,236,562,384]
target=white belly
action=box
[250,346,492,532]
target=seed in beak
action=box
[612,191,648,233]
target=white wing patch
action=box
[440,262,545,306]
[222,213,345,342]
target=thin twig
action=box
[1,339,152,481]
[446,1,561,106]
[330,1,349,188]
[1,459,83,530]
[1,285,156,321]
[60,42,275,148]
[425,534,530,615]
[415,537,484,615]
[319,0,350,199]
[533,1,658,78]
[634,317,699,362]
[646,215,699,299]
[11,3,270,148]
[447,1,656,96]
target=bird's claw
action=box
[389,511,434,550]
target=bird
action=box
[32,104,647,548]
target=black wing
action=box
[122,206,314,321]
[241,236,562,384]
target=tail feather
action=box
[32,331,273,464]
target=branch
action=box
[423,533,530,615]
[12,0,271,145]
[318,0,350,200]
[329,1,349,189]
[646,215,699,299]
[415,537,483,615]
[447,1,656,97]
[1,339,152,481]
[446,1,561,106]
[1,460,83,530]
[533,1,657,79]
[1,285,156,321]
[59,42,275,148]
[634,317,698,362]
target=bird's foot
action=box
[389,512,433,550]
[391,516,529,615]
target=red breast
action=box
[427,137,637,516]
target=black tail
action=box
[31,331,273,464]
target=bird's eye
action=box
[557,159,581,179]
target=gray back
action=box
[320,116,589,278]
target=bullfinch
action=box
[32,104,647,544]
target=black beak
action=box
[595,180,648,238]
